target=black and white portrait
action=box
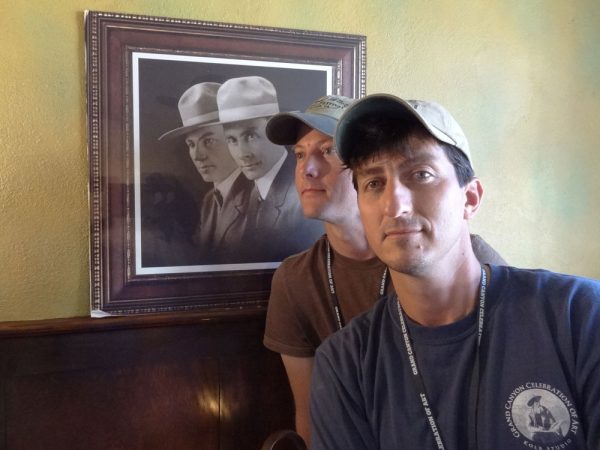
[133,54,329,274]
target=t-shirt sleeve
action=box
[263,262,316,357]
[470,234,508,265]
[572,279,600,448]
[310,342,376,450]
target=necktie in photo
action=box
[214,189,223,208]
[247,186,263,227]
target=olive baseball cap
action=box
[266,95,354,145]
[335,94,472,166]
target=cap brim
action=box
[158,119,221,141]
[266,112,337,145]
[335,95,420,164]
[336,94,466,165]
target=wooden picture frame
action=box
[85,10,366,315]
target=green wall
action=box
[1,0,599,321]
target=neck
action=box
[324,219,374,261]
[392,254,484,327]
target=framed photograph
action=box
[85,10,366,315]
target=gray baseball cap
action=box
[266,95,354,145]
[335,94,472,166]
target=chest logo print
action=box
[504,382,579,449]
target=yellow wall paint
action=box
[1,1,599,321]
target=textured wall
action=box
[1,0,599,320]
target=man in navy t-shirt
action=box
[309,94,600,449]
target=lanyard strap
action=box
[396,267,487,450]
[326,239,388,331]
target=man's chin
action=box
[383,248,428,276]
[241,169,261,180]
[301,208,324,221]
[393,263,428,277]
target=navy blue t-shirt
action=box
[310,265,600,449]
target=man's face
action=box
[354,136,479,276]
[223,117,285,180]
[293,126,357,223]
[185,124,237,183]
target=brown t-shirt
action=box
[263,234,506,357]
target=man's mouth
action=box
[302,187,326,195]
[242,161,260,169]
[384,226,421,237]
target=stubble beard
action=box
[381,239,429,277]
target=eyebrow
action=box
[355,164,385,177]
[356,150,439,176]
[293,137,332,150]
[224,126,260,139]
[240,126,259,135]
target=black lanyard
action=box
[396,266,487,450]
[326,239,388,330]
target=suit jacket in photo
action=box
[196,172,254,262]
[245,151,323,262]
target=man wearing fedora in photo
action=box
[217,76,323,262]
[159,82,253,261]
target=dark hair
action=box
[345,115,474,187]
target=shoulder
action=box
[490,265,600,296]
[470,234,507,265]
[488,265,600,317]
[271,236,326,286]
[276,235,326,269]
[316,294,393,365]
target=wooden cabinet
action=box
[0,311,294,449]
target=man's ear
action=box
[464,177,483,220]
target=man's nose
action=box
[237,141,254,159]
[383,180,412,217]
[303,153,322,178]
[192,144,207,161]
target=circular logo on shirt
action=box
[504,382,579,448]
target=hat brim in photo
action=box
[158,119,221,141]
[527,395,542,407]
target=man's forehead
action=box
[223,117,268,132]
[186,125,222,140]
[295,126,332,146]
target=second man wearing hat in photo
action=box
[217,76,323,262]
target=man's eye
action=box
[186,141,195,149]
[322,146,333,155]
[226,137,236,144]
[414,171,434,181]
[294,151,305,160]
[365,179,383,191]
[203,138,216,147]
